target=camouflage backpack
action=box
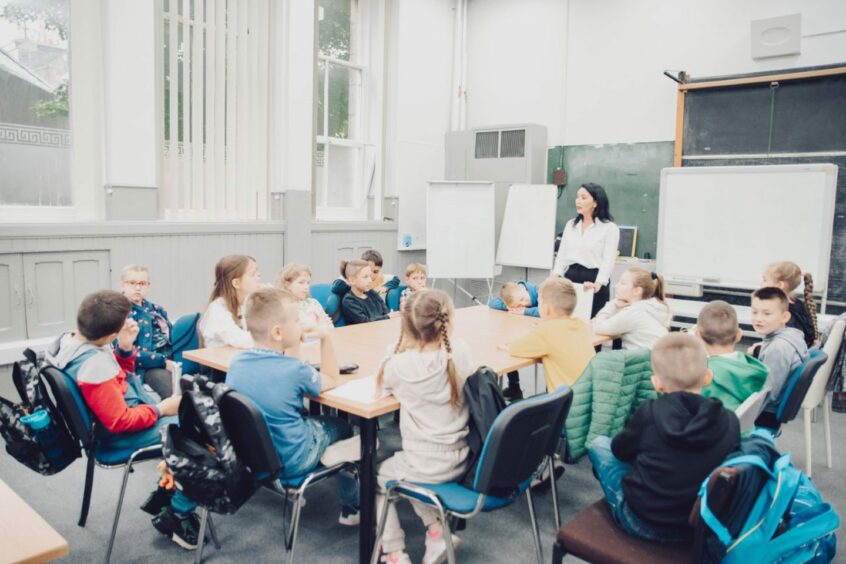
[161,383,255,514]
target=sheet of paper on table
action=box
[324,374,391,403]
[571,283,594,323]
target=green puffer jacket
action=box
[565,348,657,461]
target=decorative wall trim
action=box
[0,122,71,148]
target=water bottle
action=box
[171,361,183,397]
[20,409,69,466]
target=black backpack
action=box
[461,366,507,487]
[161,381,256,514]
[0,348,82,475]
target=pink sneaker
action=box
[380,552,412,564]
[422,528,461,564]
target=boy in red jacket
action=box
[46,290,201,549]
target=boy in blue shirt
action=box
[226,287,360,524]
[489,281,540,399]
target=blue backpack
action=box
[698,431,839,563]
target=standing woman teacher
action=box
[552,183,619,318]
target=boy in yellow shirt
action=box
[506,277,596,391]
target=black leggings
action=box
[563,263,609,318]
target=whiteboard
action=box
[657,164,837,290]
[396,140,443,250]
[427,181,496,279]
[496,184,557,269]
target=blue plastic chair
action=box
[39,366,220,564]
[773,348,827,426]
[386,285,408,312]
[309,283,332,311]
[326,292,346,327]
[371,385,574,564]
[171,312,202,374]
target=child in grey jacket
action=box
[374,289,475,564]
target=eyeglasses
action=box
[122,280,150,288]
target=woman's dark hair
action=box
[574,182,614,224]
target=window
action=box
[161,0,270,220]
[316,0,372,220]
[0,0,71,212]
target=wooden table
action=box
[184,306,608,563]
[0,477,68,563]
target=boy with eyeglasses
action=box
[119,264,175,399]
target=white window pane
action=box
[327,63,360,140]
[0,0,71,207]
[317,143,361,209]
[318,0,351,61]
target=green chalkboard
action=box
[547,141,674,260]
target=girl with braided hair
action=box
[761,261,819,347]
[374,289,476,564]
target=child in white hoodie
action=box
[375,289,476,564]
[592,268,671,350]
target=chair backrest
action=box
[309,283,332,311]
[217,389,282,480]
[735,387,770,432]
[777,348,827,423]
[802,319,845,410]
[40,366,94,448]
[473,385,573,497]
[326,293,346,327]
[386,285,408,312]
[171,313,202,374]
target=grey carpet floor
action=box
[1,367,844,563]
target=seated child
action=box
[374,289,476,564]
[276,263,333,337]
[761,261,819,347]
[592,267,671,350]
[588,333,740,542]
[399,262,427,311]
[489,281,540,317]
[507,277,595,391]
[45,291,201,548]
[226,287,359,524]
[199,255,262,348]
[337,259,391,325]
[119,264,175,399]
[489,280,540,399]
[362,249,400,299]
[750,287,810,421]
[696,301,768,411]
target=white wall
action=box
[464,0,568,141]
[563,0,846,145]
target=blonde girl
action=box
[276,263,333,338]
[199,255,261,348]
[762,261,818,347]
[374,289,475,564]
[592,267,671,350]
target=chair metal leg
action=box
[287,493,305,564]
[78,454,95,527]
[207,513,221,550]
[804,407,813,477]
[551,540,565,564]
[370,494,394,564]
[823,392,833,468]
[549,456,561,531]
[103,460,134,564]
[437,507,458,564]
[194,508,209,564]
[526,487,543,564]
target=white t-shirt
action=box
[552,218,620,287]
[199,297,254,349]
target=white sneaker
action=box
[380,552,412,564]
[422,530,461,564]
[338,505,360,526]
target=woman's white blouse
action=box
[552,219,620,287]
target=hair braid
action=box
[376,325,405,396]
[437,310,460,409]
[803,272,820,343]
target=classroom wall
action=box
[564,0,846,145]
[464,0,568,142]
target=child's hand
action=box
[305,322,334,341]
[388,311,402,319]
[377,286,389,297]
[156,395,181,417]
[614,298,630,309]
[507,307,525,316]
[165,359,177,373]
[583,282,598,293]
[117,319,139,351]
[747,342,762,356]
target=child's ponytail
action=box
[437,310,461,410]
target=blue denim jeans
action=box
[282,416,359,509]
[100,415,196,515]
[588,436,691,543]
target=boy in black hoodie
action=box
[588,333,740,542]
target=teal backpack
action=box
[698,431,839,563]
